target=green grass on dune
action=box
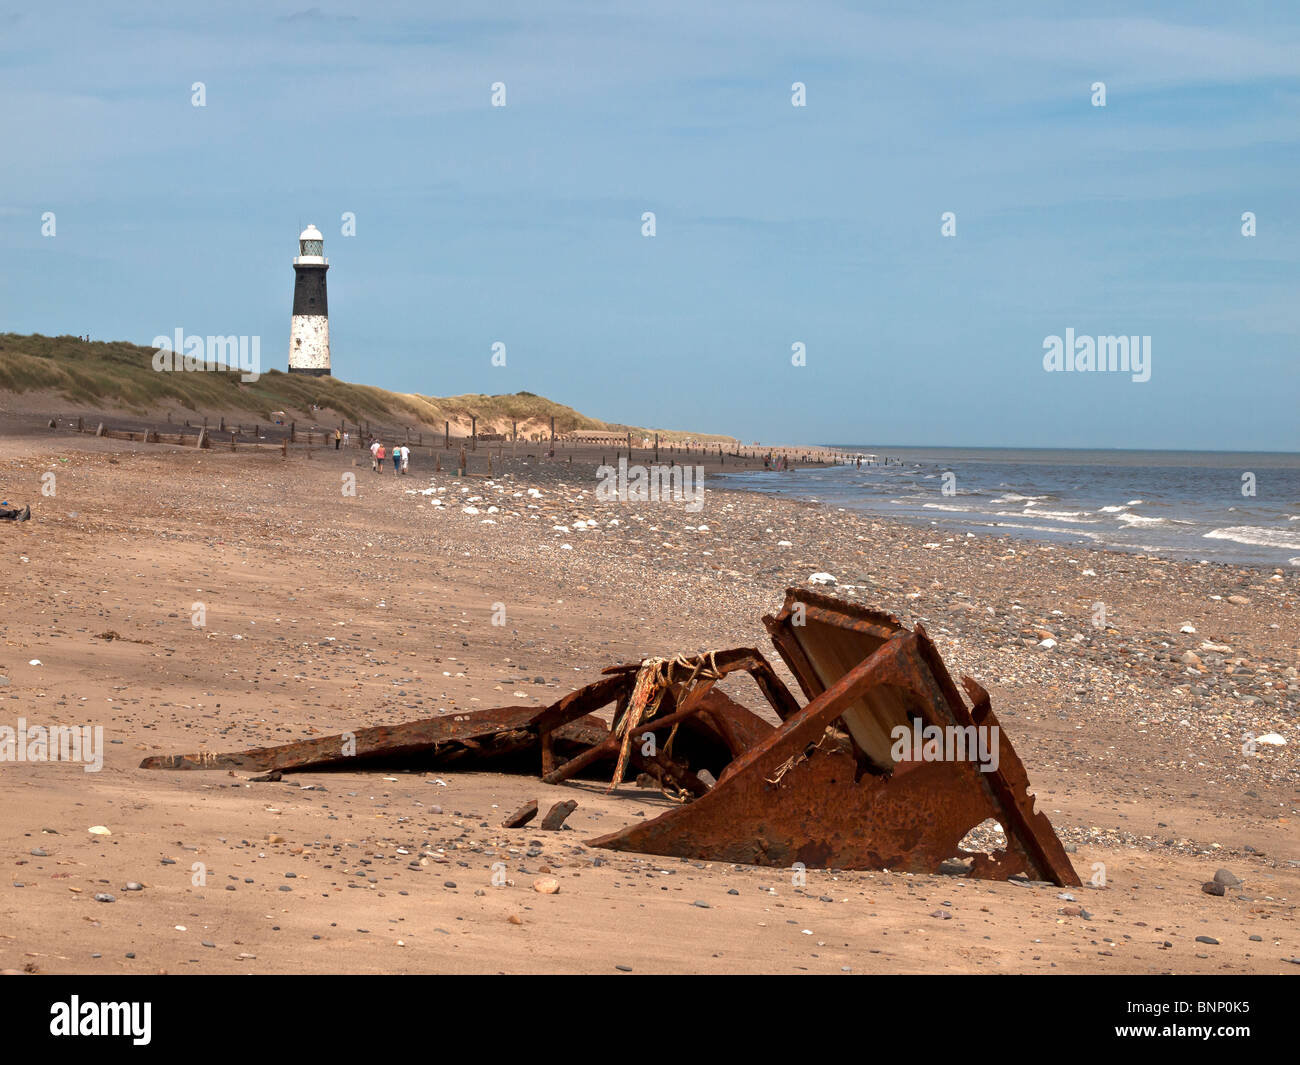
[0,333,732,440]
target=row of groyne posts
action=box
[61,413,869,473]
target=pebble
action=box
[93,893,115,903]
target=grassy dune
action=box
[0,334,732,440]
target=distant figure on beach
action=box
[372,441,384,472]
[400,444,410,475]
[343,431,350,448]
[392,446,401,474]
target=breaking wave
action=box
[1204,526,1300,550]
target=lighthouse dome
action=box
[296,224,326,263]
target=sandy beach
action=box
[1,424,1296,975]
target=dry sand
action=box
[1,423,1297,974]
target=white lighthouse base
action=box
[289,314,330,375]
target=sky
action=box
[1,1,1297,450]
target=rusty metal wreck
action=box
[141,588,1080,887]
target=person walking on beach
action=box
[370,438,380,472]
[343,430,350,448]
[400,444,410,475]
[392,446,401,474]
[374,441,385,473]
[334,428,341,450]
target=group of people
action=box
[369,438,411,474]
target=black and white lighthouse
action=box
[288,224,330,375]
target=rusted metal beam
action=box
[532,674,629,776]
[600,647,801,724]
[630,749,710,798]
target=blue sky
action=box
[2,1,1297,449]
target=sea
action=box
[716,448,1300,569]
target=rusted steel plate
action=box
[763,587,1077,884]
[139,706,608,773]
[592,738,1053,877]
[763,588,912,770]
[591,625,1081,887]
